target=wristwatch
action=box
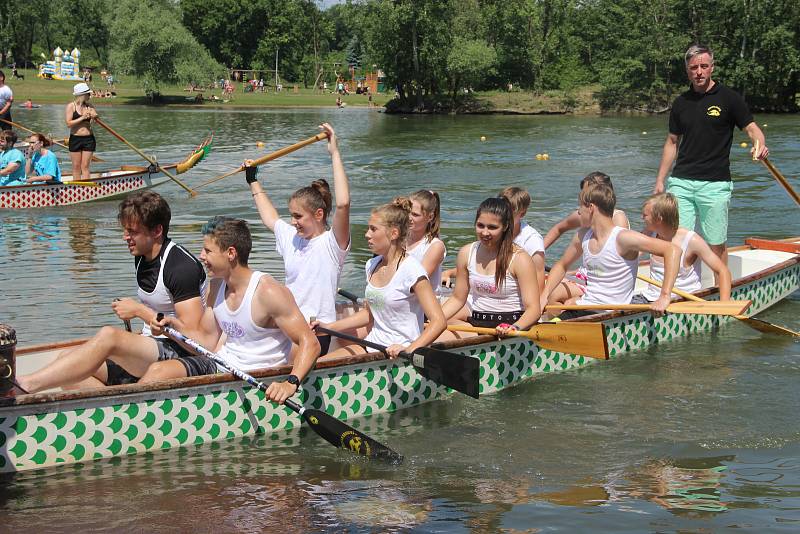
[286,374,301,390]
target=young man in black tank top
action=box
[18,192,215,393]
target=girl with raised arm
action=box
[317,197,446,359]
[245,123,350,355]
[439,197,541,340]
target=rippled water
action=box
[1,107,799,531]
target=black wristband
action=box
[245,166,258,184]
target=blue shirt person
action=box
[0,130,26,186]
[24,134,62,183]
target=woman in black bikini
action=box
[65,82,98,181]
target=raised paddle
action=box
[157,315,403,463]
[546,300,751,316]
[446,321,610,360]
[0,118,105,162]
[196,132,330,190]
[94,117,197,197]
[760,157,800,206]
[637,274,799,337]
[315,325,480,399]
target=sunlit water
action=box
[1,107,798,531]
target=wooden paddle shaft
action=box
[95,118,197,196]
[547,300,751,315]
[762,157,800,206]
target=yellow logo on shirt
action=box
[707,106,721,117]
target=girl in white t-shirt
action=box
[543,171,630,305]
[246,123,350,355]
[439,197,541,340]
[318,197,446,359]
[407,190,446,292]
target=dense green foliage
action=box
[2,0,797,111]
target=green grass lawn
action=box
[6,68,392,108]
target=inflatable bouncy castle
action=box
[38,47,83,81]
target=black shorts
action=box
[630,294,652,305]
[104,338,218,386]
[468,310,523,328]
[0,111,11,130]
[317,334,331,356]
[69,134,97,153]
[557,309,601,320]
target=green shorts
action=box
[666,176,733,246]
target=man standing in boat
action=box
[149,216,320,404]
[18,191,217,393]
[654,44,768,267]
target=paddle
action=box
[546,300,751,316]
[195,132,329,190]
[637,274,799,337]
[94,118,197,197]
[446,321,610,360]
[315,325,480,399]
[56,180,101,187]
[760,157,800,206]
[0,118,105,162]
[156,314,403,463]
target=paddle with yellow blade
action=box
[0,118,105,162]
[195,132,329,190]
[637,274,799,337]
[753,140,800,206]
[157,314,403,463]
[94,118,198,197]
[446,321,610,360]
[546,299,751,316]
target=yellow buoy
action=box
[480,136,486,141]
[543,153,550,160]
[256,141,265,148]
[763,123,768,127]
[740,142,748,148]
[642,131,647,135]
[536,154,543,160]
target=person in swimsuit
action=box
[18,191,213,393]
[65,82,98,181]
[315,197,446,359]
[633,192,731,303]
[439,197,542,340]
[542,183,681,320]
[246,123,350,356]
[150,217,320,403]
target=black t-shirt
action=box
[669,82,754,182]
[135,239,206,303]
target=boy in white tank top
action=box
[152,216,320,405]
[634,192,731,303]
[542,182,682,319]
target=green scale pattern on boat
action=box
[1,263,797,473]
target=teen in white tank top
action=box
[407,236,446,291]
[138,241,208,337]
[213,271,292,371]
[467,242,523,312]
[577,226,639,305]
[642,230,701,301]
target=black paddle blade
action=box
[407,346,480,399]
[301,408,403,464]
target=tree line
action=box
[2,0,797,112]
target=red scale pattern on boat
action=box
[0,176,148,209]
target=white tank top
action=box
[407,236,446,292]
[577,226,638,306]
[214,271,292,371]
[642,231,701,301]
[137,241,208,337]
[468,243,523,313]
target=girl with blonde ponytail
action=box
[440,197,541,339]
[407,189,446,292]
[245,122,350,355]
[317,196,446,359]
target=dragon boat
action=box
[1,237,797,474]
[0,135,212,209]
